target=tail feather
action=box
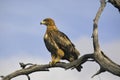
[72,49,82,72]
[76,65,83,72]
[70,48,80,60]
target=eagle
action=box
[40,18,81,71]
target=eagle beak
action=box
[40,20,45,25]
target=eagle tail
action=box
[72,48,80,60]
[75,65,83,72]
[74,48,80,56]
[72,49,81,71]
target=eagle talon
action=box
[49,60,60,66]
[55,61,60,63]
[49,61,55,66]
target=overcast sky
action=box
[0,0,120,80]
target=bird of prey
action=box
[40,18,81,71]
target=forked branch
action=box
[92,0,120,77]
[1,54,93,80]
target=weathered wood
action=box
[1,54,93,80]
[92,0,120,77]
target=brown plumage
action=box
[40,18,81,71]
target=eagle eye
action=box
[43,19,49,22]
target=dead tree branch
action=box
[1,54,93,80]
[92,0,120,77]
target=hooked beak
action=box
[40,20,45,25]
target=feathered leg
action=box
[49,54,56,65]
[55,49,64,63]
[50,49,64,65]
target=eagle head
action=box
[40,18,55,26]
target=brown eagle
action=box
[40,18,81,71]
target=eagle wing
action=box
[53,30,74,49]
[44,32,59,54]
[52,30,80,60]
[44,30,80,61]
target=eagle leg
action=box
[49,54,60,66]
[54,49,64,64]
[49,49,64,66]
[69,57,75,62]
[49,54,56,66]
[57,49,64,58]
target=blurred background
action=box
[0,0,120,80]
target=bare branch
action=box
[2,54,93,80]
[91,67,106,78]
[92,0,120,77]
[92,0,106,52]
[19,63,34,69]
